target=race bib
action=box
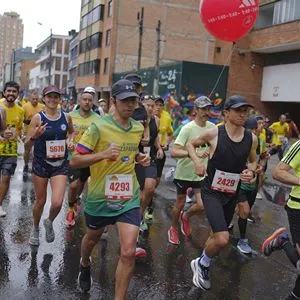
[211,169,240,194]
[278,135,285,142]
[105,174,133,200]
[46,140,66,159]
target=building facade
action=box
[36,33,72,91]
[68,32,79,99]
[76,0,232,98]
[227,0,300,120]
[29,65,41,92]
[0,11,24,88]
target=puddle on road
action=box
[262,182,291,206]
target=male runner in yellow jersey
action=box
[0,81,24,217]
[65,90,101,227]
[70,79,150,297]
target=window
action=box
[255,0,300,29]
[91,32,102,49]
[81,5,105,29]
[104,58,109,74]
[78,59,100,76]
[108,0,113,17]
[105,29,111,47]
[80,32,102,54]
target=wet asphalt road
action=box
[0,157,297,300]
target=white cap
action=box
[83,86,96,94]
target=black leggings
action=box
[285,206,300,298]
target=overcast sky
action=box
[1,0,81,50]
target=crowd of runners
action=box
[0,76,299,300]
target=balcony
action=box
[255,0,300,30]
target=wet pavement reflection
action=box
[0,159,297,299]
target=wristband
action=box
[30,136,36,141]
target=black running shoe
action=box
[78,261,92,292]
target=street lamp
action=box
[37,23,53,85]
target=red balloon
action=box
[200,0,259,42]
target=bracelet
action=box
[30,136,36,141]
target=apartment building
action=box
[227,0,300,119]
[68,32,79,99]
[36,32,72,91]
[0,11,24,87]
[76,0,232,98]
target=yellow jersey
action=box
[0,102,24,156]
[76,114,144,217]
[269,121,289,145]
[158,110,173,146]
[282,140,300,209]
[23,102,44,121]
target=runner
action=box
[187,95,257,290]
[73,86,104,116]
[168,96,215,245]
[269,114,289,160]
[98,98,109,114]
[0,81,24,217]
[70,79,149,296]
[27,85,74,246]
[154,96,173,186]
[135,95,164,256]
[23,92,44,172]
[66,90,101,228]
[235,116,263,254]
[262,139,300,300]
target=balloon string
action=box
[209,43,236,98]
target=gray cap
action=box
[194,96,212,108]
[111,79,139,100]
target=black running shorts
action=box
[84,207,140,230]
[201,187,238,233]
[173,179,203,195]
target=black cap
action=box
[224,95,253,110]
[244,116,258,129]
[124,73,142,86]
[111,79,139,100]
[154,95,164,103]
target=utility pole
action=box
[153,20,161,95]
[48,28,53,85]
[137,7,144,71]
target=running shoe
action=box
[29,227,40,246]
[135,246,147,257]
[144,207,153,221]
[285,292,300,300]
[43,219,55,243]
[190,257,211,290]
[179,211,191,237]
[237,239,252,254]
[256,192,263,200]
[168,226,180,245]
[228,222,234,230]
[23,165,29,173]
[247,214,255,223]
[0,206,6,217]
[65,208,75,228]
[78,259,92,292]
[262,227,289,256]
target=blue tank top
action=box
[34,111,69,161]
